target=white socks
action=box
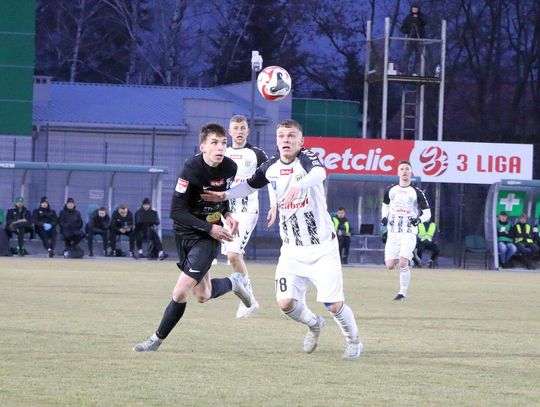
[284,301,318,327]
[331,303,359,343]
[399,266,411,296]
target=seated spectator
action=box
[496,211,517,268]
[59,197,85,255]
[32,196,58,258]
[110,204,136,258]
[332,207,351,264]
[416,218,440,268]
[6,196,33,256]
[134,198,168,260]
[512,213,539,270]
[533,217,540,247]
[86,207,111,257]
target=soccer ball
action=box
[257,66,292,101]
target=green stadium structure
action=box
[0,0,35,136]
[292,98,360,137]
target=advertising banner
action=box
[303,137,533,184]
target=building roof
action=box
[33,81,266,131]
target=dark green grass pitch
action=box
[0,258,539,406]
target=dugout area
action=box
[0,161,167,236]
[486,179,540,270]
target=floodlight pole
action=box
[250,51,263,138]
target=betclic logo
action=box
[303,137,414,175]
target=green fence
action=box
[292,98,360,137]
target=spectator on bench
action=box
[512,212,539,270]
[496,211,516,268]
[32,196,58,258]
[134,198,168,260]
[416,218,440,268]
[110,204,136,259]
[59,197,85,255]
[87,207,111,257]
[6,196,33,256]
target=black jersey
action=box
[170,154,237,239]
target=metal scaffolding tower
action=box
[362,17,446,141]
[361,17,447,228]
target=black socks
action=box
[156,300,186,339]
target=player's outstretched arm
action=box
[201,182,257,202]
[201,190,226,202]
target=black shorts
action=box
[175,236,219,283]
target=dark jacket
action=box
[58,205,83,232]
[135,207,160,232]
[32,206,58,228]
[111,209,134,232]
[6,206,32,228]
[88,211,111,232]
[400,10,427,38]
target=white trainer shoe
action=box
[229,272,253,308]
[342,339,363,360]
[236,300,260,318]
[133,334,162,352]
[303,316,325,353]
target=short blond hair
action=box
[230,114,248,125]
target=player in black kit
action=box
[133,123,254,352]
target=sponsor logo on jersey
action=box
[295,174,303,182]
[206,212,221,224]
[210,178,225,186]
[394,208,412,215]
[419,146,449,176]
[233,177,247,184]
[231,154,243,159]
[175,178,189,193]
[278,197,309,209]
[245,160,251,167]
[280,168,293,175]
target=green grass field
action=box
[1,258,539,407]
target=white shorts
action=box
[385,232,417,261]
[275,238,344,303]
[221,212,259,255]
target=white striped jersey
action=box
[383,184,429,234]
[226,143,267,214]
[248,148,334,247]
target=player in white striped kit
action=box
[203,119,362,360]
[224,115,269,318]
[381,160,431,301]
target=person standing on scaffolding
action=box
[400,4,428,75]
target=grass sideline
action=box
[0,258,539,407]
